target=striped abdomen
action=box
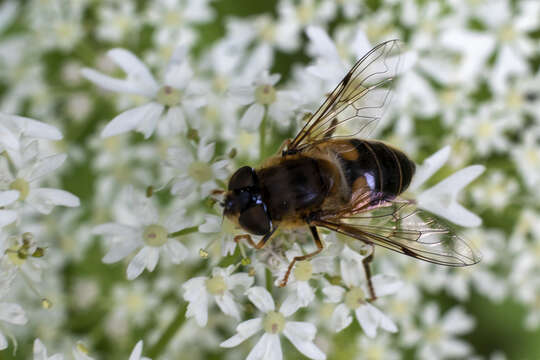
[336,139,416,199]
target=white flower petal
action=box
[221,318,263,347]
[284,321,326,360]
[0,113,62,140]
[107,48,159,93]
[441,307,474,334]
[197,141,215,163]
[101,103,163,138]
[171,178,197,197]
[372,274,403,297]
[27,188,80,214]
[228,272,254,290]
[33,338,48,360]
[418,165,485,227]
[0,210,17,227]
[0,332,6,350]
[240,103,265,132]
[0,190,19,207]
[215,292,240,320]
[247,333,282,360]
[247,286,275,313]
[102,239,141,264]
[81,68,152,96]
[280,294,301,318]
[160,106,186,135]
[27,153,67,182]
[322,285,345,303]
[163,240,188,264]
[355,304,377,338]
[93,223,137,236]
[127,247,159,280]
[128,340,143,360]
[409,146,451,191]
[0,302,27,325]
[331,303,352,332]
[135,103,165,139]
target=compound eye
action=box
[238,205,271,235]
[228,166,257,190]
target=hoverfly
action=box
[223,40,480,297]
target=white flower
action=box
[198,215,240,257]
[322,245,402,337]
[183,265,254,326]
[221,286,326,360]
[165,138,229,198]
[0,151,80,215]
[409,146,485,227]
[414,304,474,360]
[275,243,334,314]
[128,340,151,360]
[33,338,63,360]
[230,70,299,131]
[82,46,204,139]
[0,301,27,350]
[94,189,196,280]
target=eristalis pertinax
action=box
[222,40,480,298]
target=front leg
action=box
[234,226,277,249]
[279,226,324,287]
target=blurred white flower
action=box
[183,265,253,326]
[82,47,205,138]
[230,70,299,131]
[409,146,485,227]
[128,340,151,360]
[413,304,475,360]
[323,246,402,337]
[165,138,228,198]
[275,243,334,314]
[221,286,326,360]
[96,2,140,43]
[33,338,63,360]
[94,189,196,280]
[73,343,94,360]
[0,270,27,350]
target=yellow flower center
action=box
[255,84,276,105]
[263,311,285,334]
[143,224,168,247]
[426,325,443,343]
[10,178,30,200]
[344,287,366,310]
[206,275,227,295]
[188,161,213,183]
[293,260,313,281]
[156,85,182,107]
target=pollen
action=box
[263,311,285,334]
[143,224,168,247]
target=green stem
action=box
[147,302,187,357]
[259,109,267,159]
[168,226,199,238]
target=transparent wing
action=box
[314,200,481,267]
[286,40,402,154]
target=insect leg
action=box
[362,244,377,301]
[234,227,277,249]
[278,226,324,287]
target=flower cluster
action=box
[0,0,539,359]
